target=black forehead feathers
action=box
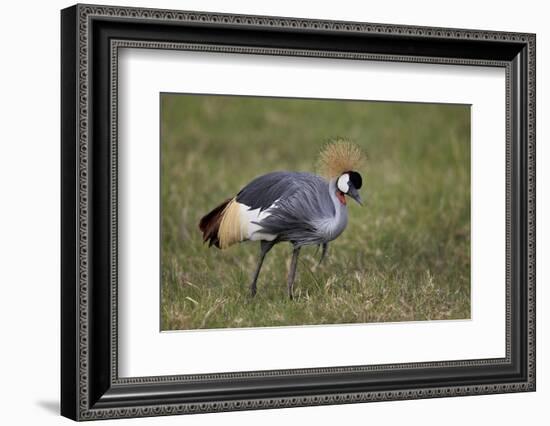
[347,171,362,189]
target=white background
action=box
[119,50,506,376]
[0,0,547,425]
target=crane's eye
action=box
[349,171,362,189]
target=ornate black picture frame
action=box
[61,3,536,421]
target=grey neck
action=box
[328,178,346,213]
[324,178,348,240]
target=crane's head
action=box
[337,171,363,205]
[318,139,365,205]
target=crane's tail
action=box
[199,198,245,249]
[199,198,231,249]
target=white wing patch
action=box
[237,201,278,242]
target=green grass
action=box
[160,94,470,330]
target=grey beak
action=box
[348,186,362,205]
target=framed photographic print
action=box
[61,3,536,421]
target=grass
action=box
[160,94,471,330]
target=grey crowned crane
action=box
[199,140,364,299]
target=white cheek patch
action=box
[337,173,350,193]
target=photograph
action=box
[160,94,471,331]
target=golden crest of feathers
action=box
[318,139,364,178]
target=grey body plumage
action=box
[199,141,364,299]
[238,171,348,247]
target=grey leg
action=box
[318,243,328,266]
[287,246,301,300]
[249,240,274,297]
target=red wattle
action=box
[336,190,346,205]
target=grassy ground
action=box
[160,94,470,330]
